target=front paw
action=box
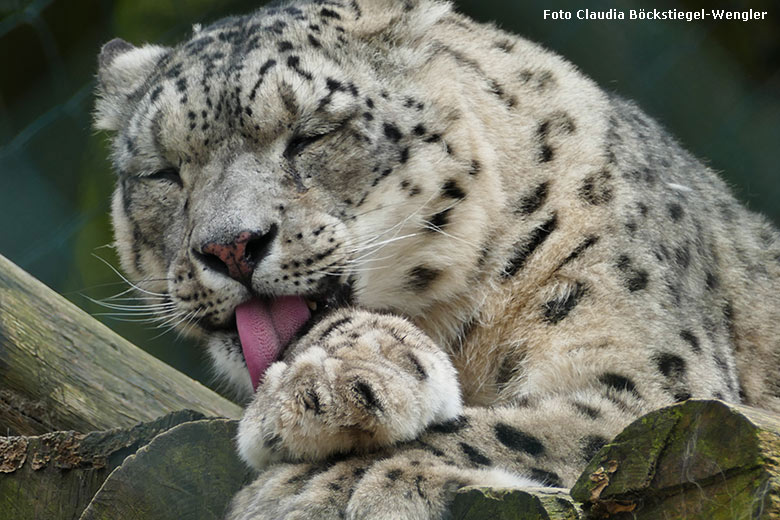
[236,310,462,468]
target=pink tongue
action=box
[235,296,311,391]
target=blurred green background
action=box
[1,0,778,397]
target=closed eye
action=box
[284,113,358,160]
[284,132,330,159]
[145,167,182,187]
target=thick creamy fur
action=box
[95,1,780,518]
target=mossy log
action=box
[450,486,582,519]
[570,399,780,519]
[0,410,205,520]
[0,253,241,435]
[80,418,254,520]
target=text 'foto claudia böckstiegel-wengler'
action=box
[543,9,769,22]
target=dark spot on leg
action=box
[679,330,701,353]
[353,380,383,412]
[539,145,554,163]
[579,169,613,205]
[319,316,352,340]
[502,214,557,278]
[469,160,481,176]
[286,466,325,485]
[705,271,719,290]
[429,415,469,434]
[320,7,341,19]
[150,85,163,102]
[495,352,524,388]
[383,122,402,142]
[494,39,514,53]
[558,235,599,268]
[326,78,343,91]
[573,402,601,419]
[615,255,649,292]
[406,352,427,380]
[599,373,641,398]
[515,182,549,216]
[441,179,466,199]
[542,282,587,324]
[494,423,545,456]
[528,468,562,487]
[668,203,684,221]
[303,389,322,414]
[723,302,736,339]
[407,265,441,291]
[459,442,492,466]
[413,474,426,498]
[674,391,692,402]
[415,441,446,458]
[307,34,321,47]
[385,469,402,481]
[654,352,687,378]
[428,208,452,230]
[286,55,313,81]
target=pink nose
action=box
[198,225,277,283]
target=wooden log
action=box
[0,253,241,435]
[450,486,582,519]
[0,410,205,520]
[570,399,780,519]
[80,418,254,520]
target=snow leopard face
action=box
[95,1,482,398]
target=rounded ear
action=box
[349,0,451,39]
[94,39,170,131]
[98,38,136,69]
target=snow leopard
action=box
[93,0,780,518]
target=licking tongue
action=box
[235,296,311,390]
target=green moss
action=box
[451,487,580,520]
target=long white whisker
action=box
[96,316,167,323]
[156,309,193,329]
[176,309,205,339]
[99,296,170,303]
[150,310,196,340]
[102,285,170,299]
[422,224,481,249]
[91,253,168,297]
[349,233,422,261]
[64,278,170,297]
[95,312,181,323]
[84,295,175,311]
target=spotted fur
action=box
[94,1,780,519]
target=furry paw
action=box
[226,448,539,520]
[236,309,463,468]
